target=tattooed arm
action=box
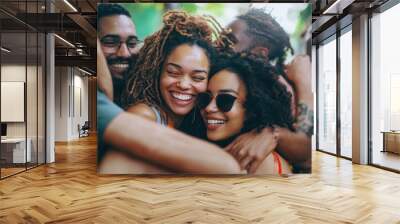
[288,55,314,138]
[275,55,313,171]
[275,103,312,168]
[294,102,314,137]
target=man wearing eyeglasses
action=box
[98,4,141,106]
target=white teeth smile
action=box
[207,119,225,124]
[112,64,129,69]
[171,92,192,101]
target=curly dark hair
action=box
[212,52,294,135]
[122,11,218,116]
[180,52,294,141]
[237,8,293,76]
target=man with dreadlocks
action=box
[223,8,313,173]
[229,8,293,75]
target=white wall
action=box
[1,64,46,164]
[54,67,89,141]
[72,73,89,138]
[1,65,26,141]
[1,65,39,138]
[55,66,69,141]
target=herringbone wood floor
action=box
[1,135,400,224]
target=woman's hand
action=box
[225,127,278,174]
[97,38,114,100]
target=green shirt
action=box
[97,90,123,162]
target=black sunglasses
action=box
[197,92,240,112]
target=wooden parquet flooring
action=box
[1,135,400,223]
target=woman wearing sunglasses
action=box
[196,52,294,174]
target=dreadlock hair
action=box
[211,52,294,134]
[98,3,131,28]
[237,8,294,76]
[122,11,217,116]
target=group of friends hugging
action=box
[97,4,313,175]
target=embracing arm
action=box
[274,102,312,168]
[98,38,240,174]
[275,127,311,164]
[276,55,313,164]
[226,55,313,171]
[103,112,242,174]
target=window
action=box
[0,1,47,179]
[370,3,400,171]
[339,28,352,158]
[317,36,337,154]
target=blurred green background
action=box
[120,3,311,59]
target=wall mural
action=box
[97,3,312,175]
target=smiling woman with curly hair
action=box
[121,10,218,129]
[209,52,294,133]
[195,52,294,174]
